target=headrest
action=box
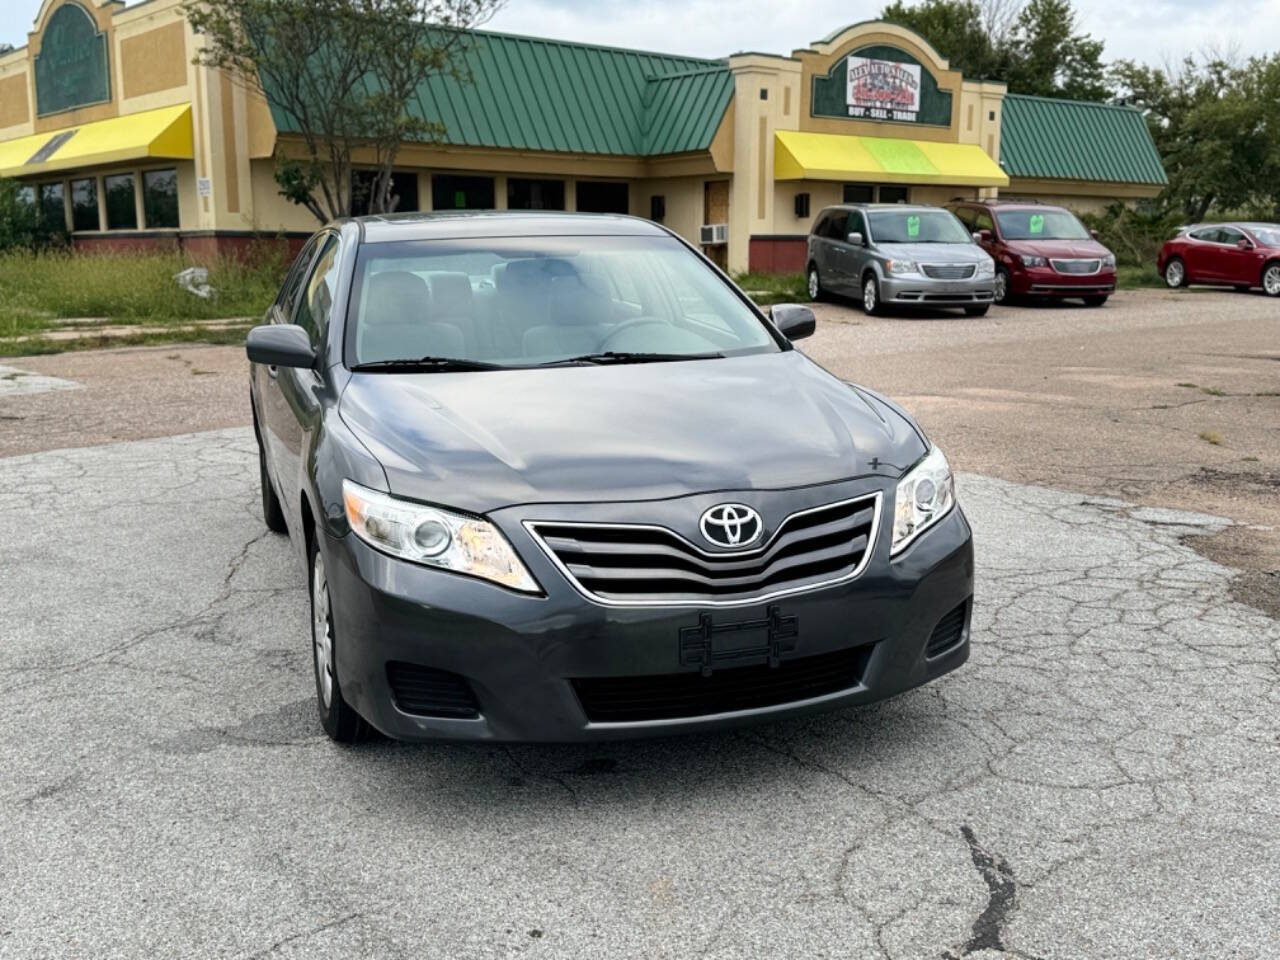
[497,257,577,294]
[427,272,472,316]
[364,271,429,326]
[548,275,610,326]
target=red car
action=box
[947,201,1117,306]
[1157,223,1280,297]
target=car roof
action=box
[346,210,671,244]
[955,199,1070,212]
[822,203,945,213]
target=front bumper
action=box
[880,274,995,307]
[1013,266,1117,297]
[321,488,974,742]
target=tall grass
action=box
[0,248,289,338]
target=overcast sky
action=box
[4,0,1278,68]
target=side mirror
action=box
[846,231,864,247]
[246,324,317,369]
[1090,229,1100,240]
[976,229,993,243]
[772,303,816,342]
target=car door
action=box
[1213,226,1254,285]
[842,209,869,293]
[1182,228,1220,281]
[259,235,322,501]
[810,211,834,285]
[269,232,343,524]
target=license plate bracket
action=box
[678,605,799,677]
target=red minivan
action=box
[1157,223,1280,297]
[947,200,1117,306]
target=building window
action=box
[104,174,138,230]
[507,177,565,210]
[39,182,65,228]
[879,185,909,204]
[70,178,99,232]
[15,185,35,210]
[431,174,494,210]
[576,180,628,214]
[351,170,420,215]
[143,168,179,228]
[842,184,874,203]
[760,88,768,100]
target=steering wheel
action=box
[596,317,671,351]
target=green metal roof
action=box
[266,29,733,158]
[1000,94,1167,185]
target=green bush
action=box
[1077,204,1185,268]
[732,271,809,306]
[0,247,288,338]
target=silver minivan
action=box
[806,204,996,316]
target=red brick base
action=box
[748,235,809,274]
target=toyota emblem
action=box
[699,503,763,549]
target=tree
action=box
[185,0,503,223]
[880,0,1110,101]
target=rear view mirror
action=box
[246,324,317,369]
[772,304,816,342]
[846,231,864,247]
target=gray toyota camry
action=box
[247,212,973,743]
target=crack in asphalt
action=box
[943,826,1044,960]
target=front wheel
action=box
[862,275,883,316]
[807,264,826,303]
[310,538,370,744]
[1082,295,1108,307]
[993,267,1010,304]
[1263,263,1280,298]
[1164,257,1186,288]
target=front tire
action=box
[993,266,1011,304]
[1263,262,1280,298]
[1164,257,1186,288]
[257,429,287,534]
[862,275,883,316]
[309,538,370,744]
[807,264,826,303]
[1082,295,1108,307]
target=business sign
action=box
[845,56,922,122]
[34,3,111,117]
[810,45,951,127]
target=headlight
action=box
[891,446,955,556]
[974,258,995,277]
[1101,253,1116,269]
[886,259,919,275]
[1019,254,1047,268]
[342,479,540,592]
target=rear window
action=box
[995,208,1090,241]
[346,235,780,367]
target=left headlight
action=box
[974,258,995,277]
[342,479,540,593]
[891,446,956,556]
[886,259,920,275]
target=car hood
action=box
[1006,238,1112,259]
[877,242,990,264]
[339,351,926,513]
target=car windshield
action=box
[346,235,780,368]
[1247,225,1280,245]
[995,209,1090,241]
[869,210,970,244]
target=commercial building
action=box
[0,0,1167,271]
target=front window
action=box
[1249,226,1280,246]
[868,209,970,244]
[995,208,1090,241]
[347,236,780,368]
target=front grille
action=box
[386,662,480,718]
[925,602,969,658]
[1050,258,1101,275]
[529,494,879,604]
[921,263,976,280]
[572,645,875,722]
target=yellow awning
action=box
[774,129,1009,188]
[0,104,193,179]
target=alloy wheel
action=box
[863,278,877,313]
[993,270,1008,303]
[808,268,820,301]
[1165,260,1184,288]
[1264,264,1280,297]
[311,550,334,709]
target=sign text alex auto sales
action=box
[845,56,922,122]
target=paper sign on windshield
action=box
[1029,214,1044,235]
[907,215,920,238]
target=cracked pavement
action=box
[1,427,1276,959]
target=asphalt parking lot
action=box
[2,288,1278,958]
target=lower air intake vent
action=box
[572,645,874,723]
[387,662,480,718]
[926,602,969,658]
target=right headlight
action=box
[1019,254,1048,268]
[342,479,540,593]
[891,446,955,556]
[886,259,920,275]
[974,258,995,277]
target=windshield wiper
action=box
[542,350,725,366]
[350,356,506,373]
